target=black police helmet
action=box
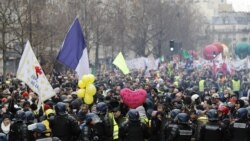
[170,109,181,119]
[236,108,248,121]
[96,102,107,115]
[77,111,86,121]
[207,109,218,121]
[16,110,25,120]
[25,111,34,123]
[128,109,140,121]
[177,113,190,123]
[85,113,100,124]
[55,102,66,115]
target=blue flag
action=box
[57,18,90,78]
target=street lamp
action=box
[169,40,175,61]
[170,40,175,52]
[170,47,174,52]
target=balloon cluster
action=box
[203,42,229,60]
[77,74,96,105]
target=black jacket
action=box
[229,120,250,141]
[119,121,148,141]
[9,120,30,141]
[199,121,229,141]
[50,114,80,141]
[168,123,194,141]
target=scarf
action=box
[1,122,10,134]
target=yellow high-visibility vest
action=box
[112,114,119,140]
[199,80,205,92]
[42,119,51,137]
[232,80,240,91]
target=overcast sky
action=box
[227,0,250,12]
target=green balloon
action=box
[235,42,250,59]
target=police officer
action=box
[167,113,193,141]
[78,116,89,141]
[199,109,229,141]
[229,108,250,141]
[84,113,106,141]
[28,123,61,141]
[164,109,181,140]
[96,102,112,141]
[9,110,29,141]
[119,109,148,141]
[49,102,80,141]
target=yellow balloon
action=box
[84,95,93,105]
[88,74,95,84]
[77,89,85,98]
[78,80,86,89]
[86,84,97,96]
[82,75,90,86]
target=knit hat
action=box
[43,104,51,111]
[22,92,29,97]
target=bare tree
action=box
[0,0,19,80]
[0,0,208,75]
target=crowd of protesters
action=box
[0,64,249,141]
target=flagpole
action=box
[48,56,58,82]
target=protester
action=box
[0,114,11,140]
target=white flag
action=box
[16,41,55,103]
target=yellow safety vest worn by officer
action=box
[232,80,240,91]
[112,113,119,140]
[140,116,149,126]
[199,80,205,92]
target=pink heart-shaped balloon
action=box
[120,88,147,109]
